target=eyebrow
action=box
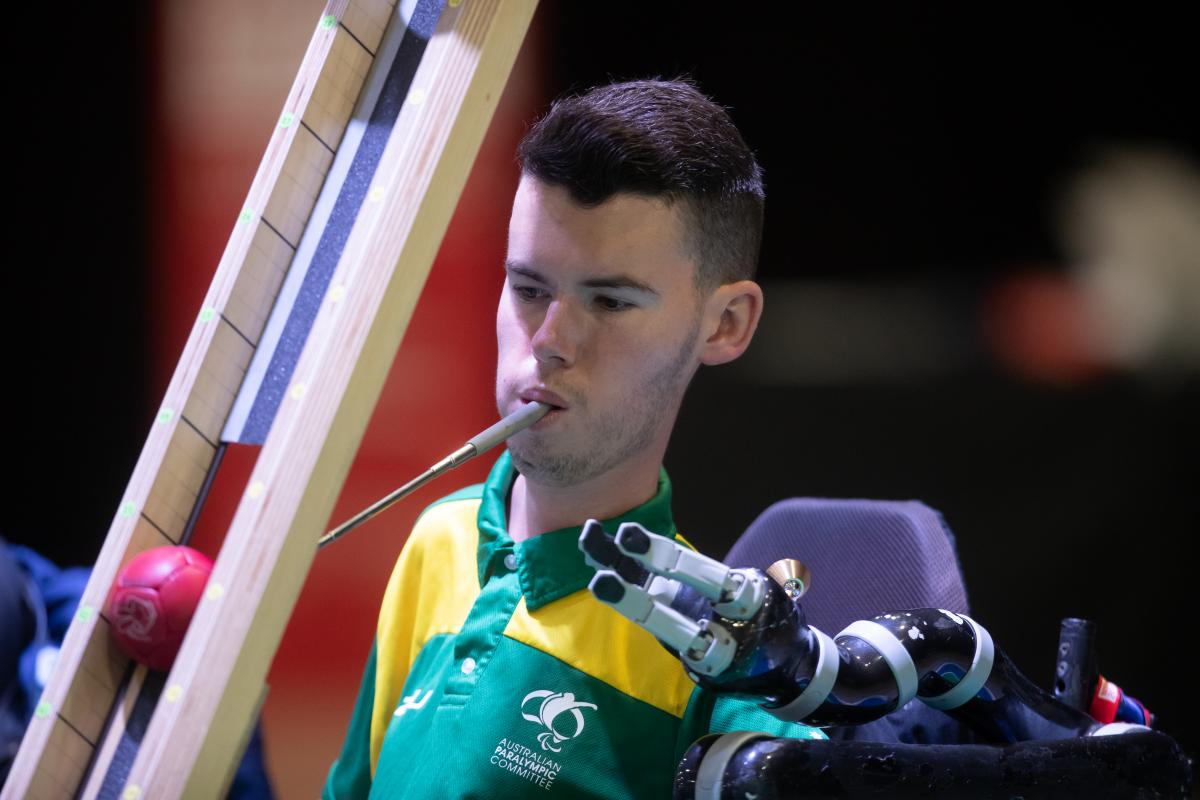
[505,262,660,296]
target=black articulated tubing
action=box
[674,730,1193,799]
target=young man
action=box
[323,79,825,799]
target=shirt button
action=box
[503,554,517,571]
[461,657,477,675]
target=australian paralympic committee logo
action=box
[488,689,597,790]
[520,689,597,752]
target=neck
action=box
[507,448,664,542]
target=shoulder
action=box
[376,482,488,668]
[403,483,486,558]
[378,483,485,614]
[419,483,486,514]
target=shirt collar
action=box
[477,449,676,610]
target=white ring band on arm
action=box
[766,626,839,722]
[838,620,919,709]
[696,730,764,800]
[924,613,995,710]
[1090,722,1152,736]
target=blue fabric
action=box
[2,543,89,721]
[2,539,89,782]
[0,539,30,699]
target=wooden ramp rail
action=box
[2,1,536,797]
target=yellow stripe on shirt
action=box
[503,591,697,719]
[371,498,482,773]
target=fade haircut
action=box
[517,78,764,293]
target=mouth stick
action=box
[317,401,550,550]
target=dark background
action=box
[8,1,1196,765]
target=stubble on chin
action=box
[507,413,656,487]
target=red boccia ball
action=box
[107,545,213,671]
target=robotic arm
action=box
[578,520,1191,798]
[579,518,1122,741]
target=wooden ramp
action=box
[2,1,536,796]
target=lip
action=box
[519,387,569,410]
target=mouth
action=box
[518,389,569,429]
[519,388,568,411]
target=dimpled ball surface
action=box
[106,545,213,671]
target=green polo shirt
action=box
[323,450,825,799]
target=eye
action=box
[594,295,634,312]
[513,285,548,303]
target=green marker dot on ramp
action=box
[199,307,216,323]
[321,15,337,29]
[237,209,255,224]
[77,605,94,622]
[279,111,294,128]
[157,408,174,424]
[35,701,51,719]
[119,502,136,518]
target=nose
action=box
[531,298,582,367]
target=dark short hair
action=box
[517,78,764,292]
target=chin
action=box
[508,445,568,485]
[509,439,627,489]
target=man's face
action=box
[496,176,704,487]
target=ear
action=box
[697,280,764,366]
